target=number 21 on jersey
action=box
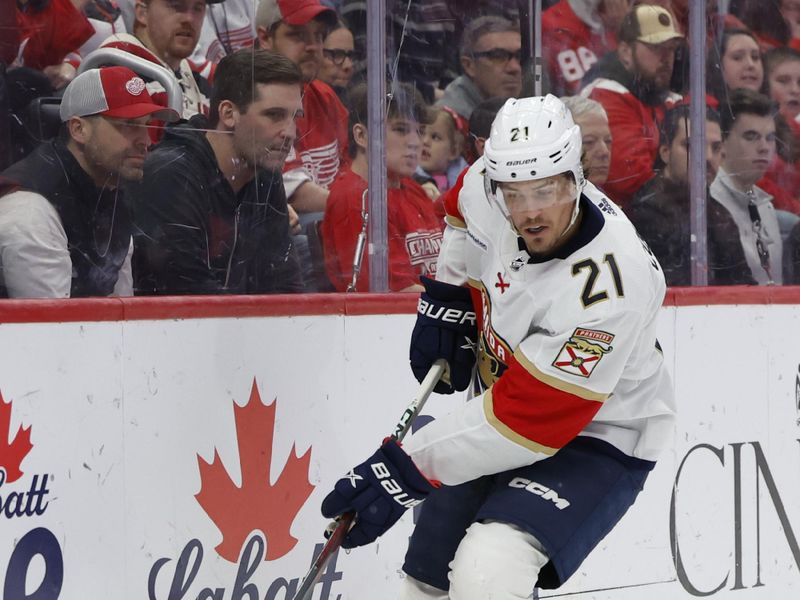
[572,254,624,308]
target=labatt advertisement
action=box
[1,302,800,599]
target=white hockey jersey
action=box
[404,161,676,486]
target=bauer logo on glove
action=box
[321,439,437,548]
[409,276,478,394]
[417,298,476,326]
[370,461,426,509]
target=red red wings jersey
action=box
[321,170,444,292]
[582,79,680,206]
[284,80,350,190]
[192,0,256,66]
[404,161,675,485]
[542,0,616,95]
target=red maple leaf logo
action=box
[0,390,33,484]
[195,379,315,562]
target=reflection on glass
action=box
[4,1,800,296]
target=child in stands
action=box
[416,106,469,201]
[321,83,444,292]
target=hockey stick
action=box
[292,359,447,600]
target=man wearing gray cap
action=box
[0,66,178,298]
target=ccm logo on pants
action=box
[508,477,571,510]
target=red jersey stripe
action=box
[442,167,467,226]
[487,351,606,450]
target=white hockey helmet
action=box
[483,95,585,219]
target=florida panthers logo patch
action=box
[552,328,614,378]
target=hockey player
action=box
[321,95,675,598]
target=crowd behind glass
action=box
[1,0,799,298]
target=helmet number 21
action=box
[510,126,529,142]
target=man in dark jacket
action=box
[627,105,755,286]
[0,65,178,297]
[130,48,304,294]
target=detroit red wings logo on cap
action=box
[125,77,146,96]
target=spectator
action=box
[191,0,256,76]
[15,0,95,89]
[129,49,304,295]
[340,0,456,103]
[322,83,443,293]
[763,46,800,124]
[781,0,800,48]
[416,106,468,201]
[101,0,211,119]
[670,0,747,40]
[581,4,683,206]
[79,0,129,57]
[318,20,355,102]
[255,0,345,215]
[466,95,506,158]
[736,0,800,52]
[0,66,178,298]
[434,95,506,225]
[561,95,612,188]
[668,0,747,95]
[439,15,522,124]
[627,105,754,286]
[542,0,631,96]
[710,88,783,285]
[757,46,800,217]
[707,29,763,108]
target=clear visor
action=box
[495,176,576,214]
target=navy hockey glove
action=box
[321,439,437,549]
[410,276,477,394]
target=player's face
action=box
[420,111,458,174]
[318,27,355,89]
[385,117,422,180]
[575,112,611,186]
[631,39,681,92]
[767,58,800,120]
[261,20,327,81]
[501,175,577,255]
[721,113,776,187]
[78,115,152,184]
[722,34,763,92]
[137,0,205,67]
[232,83,302,172]
[462,31,522,99]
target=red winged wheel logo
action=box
[195,379,315,562]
